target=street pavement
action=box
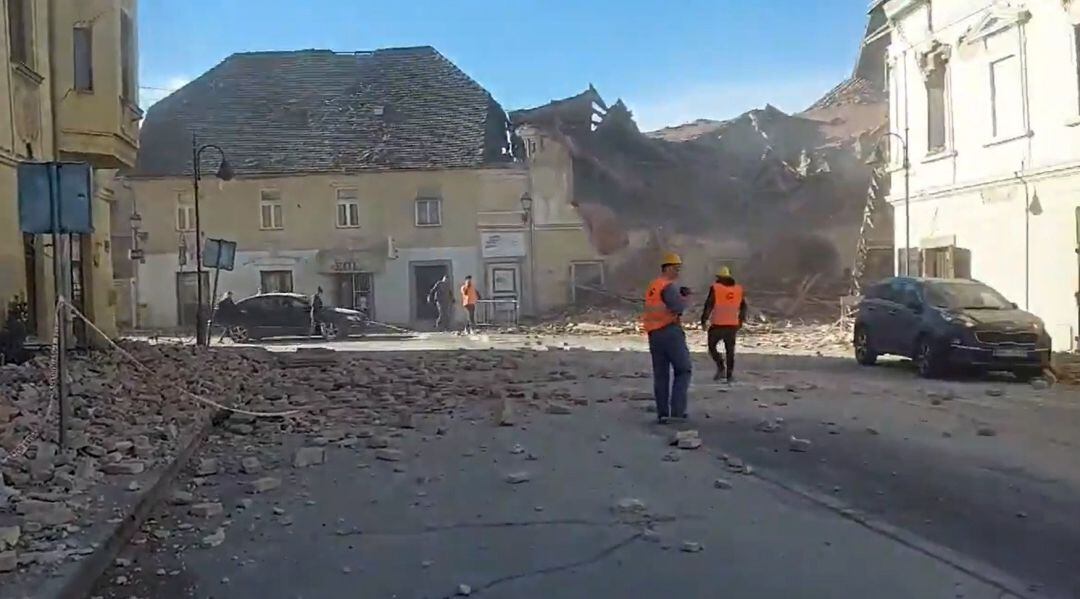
[89,333,1078,598]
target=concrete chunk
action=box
[293,447,326,468]
[189,502,225,518]
[375,449,403,462]
[195,458,219,476]
[0,526,19,550]
[240,457,262,474]
[102,461,146,475]
[0,550,16,573]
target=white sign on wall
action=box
[481,232,526,258]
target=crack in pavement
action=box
[436,532,646,598]
[332,513,693,537]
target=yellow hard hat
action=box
[661,252,683,266]
[717,266,732,277]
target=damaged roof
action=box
[132,47,512,178]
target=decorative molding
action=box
[917,39,952,79]
[960,5,1031,46]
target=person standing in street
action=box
[700,266,747,383]
[460,275,481,334]
[643,252,692,423]
[427,275,453,331]
[310,286,325,336]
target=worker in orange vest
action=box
[700,266,747,383]
[460,275,481,334]
[643,252,693,423]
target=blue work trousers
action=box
[648,324,692,417]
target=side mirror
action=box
[1011,302,1018,309]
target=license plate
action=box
[993,349,1028,358]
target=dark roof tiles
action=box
[133,47,511,177]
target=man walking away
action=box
[427,275,452,331]
[460,275,481,334]
[215,291,238,342]
[700,266,747,383]
[643,252,693,423]
[310,286,325,336]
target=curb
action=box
[40,409,226,599]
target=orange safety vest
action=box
[461,282,478,307]
[710,283,744,326]
[642,277,679,333]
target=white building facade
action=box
[883,0,1080,349]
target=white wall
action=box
[885,0,1080,349]
[377,246,480,325]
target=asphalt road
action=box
[89,335,1078,598]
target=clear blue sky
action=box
[140,0,870,131]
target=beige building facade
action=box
[0,0,139,340]
[124,47,599,330]
[883,0,1080,349]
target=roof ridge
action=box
[227,46,437,60]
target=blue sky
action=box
[140,0,870,131]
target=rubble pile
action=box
[0,342,276,578]
[1051,353,1080,385]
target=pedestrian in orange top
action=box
[460,275,481,334]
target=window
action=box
[7,0,32,67]
[335,189,360,228]
[176,202,195,232]
[989,55,1022,138]
[926,66,947,153]
[259,190,284,230]
[415,198,441,227]
[120,10,135,101]
[259,270,293,293]
[73,26,93,92]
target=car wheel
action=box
[915,337,943,379]
[321,321,341,341]
[853,326,878,366]
[227,325,250,343]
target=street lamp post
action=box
[520,192,535,316]
[868,132,911,276]
[191,133,233,346]
[1014,164,1043,310]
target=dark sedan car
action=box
[853,277,1051,379]
[213,293,367,342]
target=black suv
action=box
[853,277,1052,379]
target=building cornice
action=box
[884,0,925,22]
[886,160,1080,204]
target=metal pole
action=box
[528,213,536,315]
[1024,179,1030,310]
[209,264,221,344]
[903,157,910,277]
[48,165,67,450]
[192,133,205,346]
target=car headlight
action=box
[941,312,976,328]
[347,314,364,322]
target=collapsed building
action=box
[511,9,894,312]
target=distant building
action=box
[122,47,598,329]
[0,0,141,341]
[883,0,1080,349]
